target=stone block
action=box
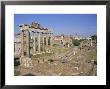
[20,57,33,68]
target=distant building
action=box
[53,34,72,47]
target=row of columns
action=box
[20,24,53,58]
[32,31,53,54]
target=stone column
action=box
[90,39,92,46]
[68,43,70,48]
[33,31,36,55]
[51,33,54,45]
[46,33,48,46]
[38,32,41,53]
[26,30,30,57]
[21,30,24,57]
[48,33,51,46]
[42,32,45,52]
[50,33,53,46]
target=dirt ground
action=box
[14,41,97,76]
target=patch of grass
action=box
[31,52,53,59]
[53,47,69,54]
[53,44,59,47]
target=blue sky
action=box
[14,14,97,37]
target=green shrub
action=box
[91,35,97,40]
[53,44,59,47]
[72,39,80,46]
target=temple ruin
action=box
[15,22,53,67]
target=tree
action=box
[72,39,80,46]
[91,35,97,40]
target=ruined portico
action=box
[30,22,53,54]
[18,22,53,67]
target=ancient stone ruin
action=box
[16,22,53,68]
[14,22,97,76]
